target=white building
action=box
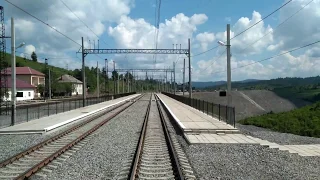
[57,74,83,96]
[1,78,35,101]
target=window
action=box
[16,92,23,97]
[28,92,31,97]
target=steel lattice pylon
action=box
[0,6,8,115]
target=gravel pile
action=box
[242,90,310,110]
[178,140,320,180]
[39,99,148,180]
[0,103,118,162]
[236,123,320,145]
[190,91,311,121]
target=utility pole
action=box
[122,74,124,93]
[97,61,99,98]
[81,37,86,107]
[226,24,232,122]
[44,58,48,100]
[183,58,185,96]
[188,38,192,99]
[127,71,129,93]
[48,68,51,99]
[132,70,134,92]
[11,17,16,126]
[113,61,115,95]
[173,62,176,94]
[117,72,119,94]
[170,70,172,92]
[105,59,108,96]
[165,69,167,92]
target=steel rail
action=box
[128,94,152,180]
[128,94,185,180]
[14,94,143,180]
[155,94,184,180]
[0,94,143,179]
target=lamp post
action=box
[218,24,232,122]
[11,17,25,126]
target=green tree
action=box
[31,51,37,62]
[37,84,45,97]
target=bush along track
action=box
[239,101,320,138]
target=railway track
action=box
[0,94,143,180]
[119,93,196,180]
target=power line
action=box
[202,50,226,72]
[191,45,220,57]
[211,39,320,74]
[4,0,81,47]
[59,0,110,47]
[231,0,292,40]
[191,0,292,57]
[237,0,314,54]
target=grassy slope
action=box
[239,101,320,138]
[5,53,70,76]
[273,87,320,102]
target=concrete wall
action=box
[2,88,35,101]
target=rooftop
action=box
[1,67,45,76]
[0,78,35,89]
[57,74,82,84]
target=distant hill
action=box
[192,79,261,89]
[192,81,225,88]
[204,76,320,90]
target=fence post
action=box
[74,100,76,109]
[38,105,40,119]
[47,102,50,116]
[55,102,58,114]
[233,107,235,127]
[226,106,228,124]
[202,100,204,113]
[212,103,214,117]
[206,101,208,114]
[218,104,221,121]
[69,100,71,111]
[26,106,29,122]
[63,100,65,112]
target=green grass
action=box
[239,101,320,137]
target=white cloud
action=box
[196,32,215,51]
[271,0,320,51]
[3,0,132,68]
[216,11,273,56]
[108,13,208,68]
[24,44,36,55]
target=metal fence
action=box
[0,92,136,128]
[162,92,235,127]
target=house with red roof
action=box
[1,67,45,97]
[1,78,36,101]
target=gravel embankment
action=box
[236,123,320,145]
[39,99,148,179]
[189,91,311,121]
[191,92,266,120]
[0,103,117,162]
[241,90,310,111]
[178,138,320,180]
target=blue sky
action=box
[3,0,320,82]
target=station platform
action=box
[156,93,239,134]
[0,94,140,134]
[157,93,320,156]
